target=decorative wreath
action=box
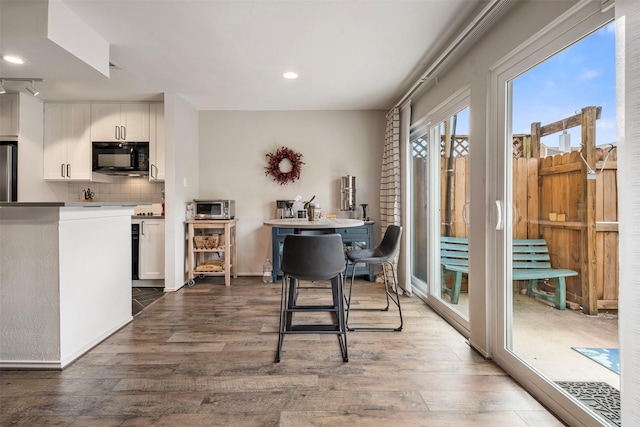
[265,146,304,185]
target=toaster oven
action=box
[193,200,235,220]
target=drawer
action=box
[337,227,370,237]
[274,228,295,237]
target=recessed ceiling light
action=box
[283,71,298,79]
[2,55,26,65]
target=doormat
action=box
[571,347,620,374]
[556,381,620,426]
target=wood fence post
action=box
[530,122,541,159]
[581,106,598,315]
[443,119,451,158]
[523,135,531,159]
[527,157,539,239]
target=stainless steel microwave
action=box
[194,200,235,220]
[92,141,149,175]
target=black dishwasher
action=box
[131,223,140,279]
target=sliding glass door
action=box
[410,90,471,331]
[490,7,617,425]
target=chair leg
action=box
[345,261,403,332]
[450,271,462,304]
[385,262,403,331]
[278,274,349,363]
[347,262,390,313]
[553,277,566,311]
[334,274,348,362]
[345,263,357,328]
[276,274,289,363]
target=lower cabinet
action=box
[135,218,165,280]
[271,223,375,282]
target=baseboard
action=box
[60,317,133,368]
[0,317,133,370]
[0,360,63,370]
[132,279,165,288]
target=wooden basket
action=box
[194,235,219,249]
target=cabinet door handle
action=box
[141,221,145,236]
[115,125,120,140]
[66,164,71,178]
[61,164,65,178]
[122,126,126,140]
[151,164,157,179]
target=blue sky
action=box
[512,22,616,147]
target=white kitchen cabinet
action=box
[0,93,19,136]
[138,218,165,280]
[149,103,165,181]
[43,103,92,181]
[91,103,150,142]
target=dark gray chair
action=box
[345,224,403,331]
[277,233,348,362]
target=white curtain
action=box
[380,107,401,228]
[379,107,402,286]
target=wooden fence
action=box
[513,148,618,313]
[414,106,618,314]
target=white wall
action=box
[0,209,60,362]
[198,110,386,274]
[164,92,199,291]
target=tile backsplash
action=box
[67,177,164,203]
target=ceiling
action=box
[0,0,484,111]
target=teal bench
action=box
[440,237,578,310]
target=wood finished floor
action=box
[0,277,564,426]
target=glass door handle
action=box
[495,200,503,230]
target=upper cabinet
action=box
[91,103,150,142]
[0,94,19,136]
[149,103,165,181]
[44,103,92,181]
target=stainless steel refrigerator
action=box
[0,142,17,202]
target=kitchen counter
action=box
[0,201,149,208]
[0,204,133,369]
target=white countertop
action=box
[0,202,147,208]
[263,218,364,229]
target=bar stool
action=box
[345,224,403,331]
[276,233,349,362]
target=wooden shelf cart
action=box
[186,219,237,287]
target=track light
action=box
[0,77,43,95]
[25,80,39,96]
